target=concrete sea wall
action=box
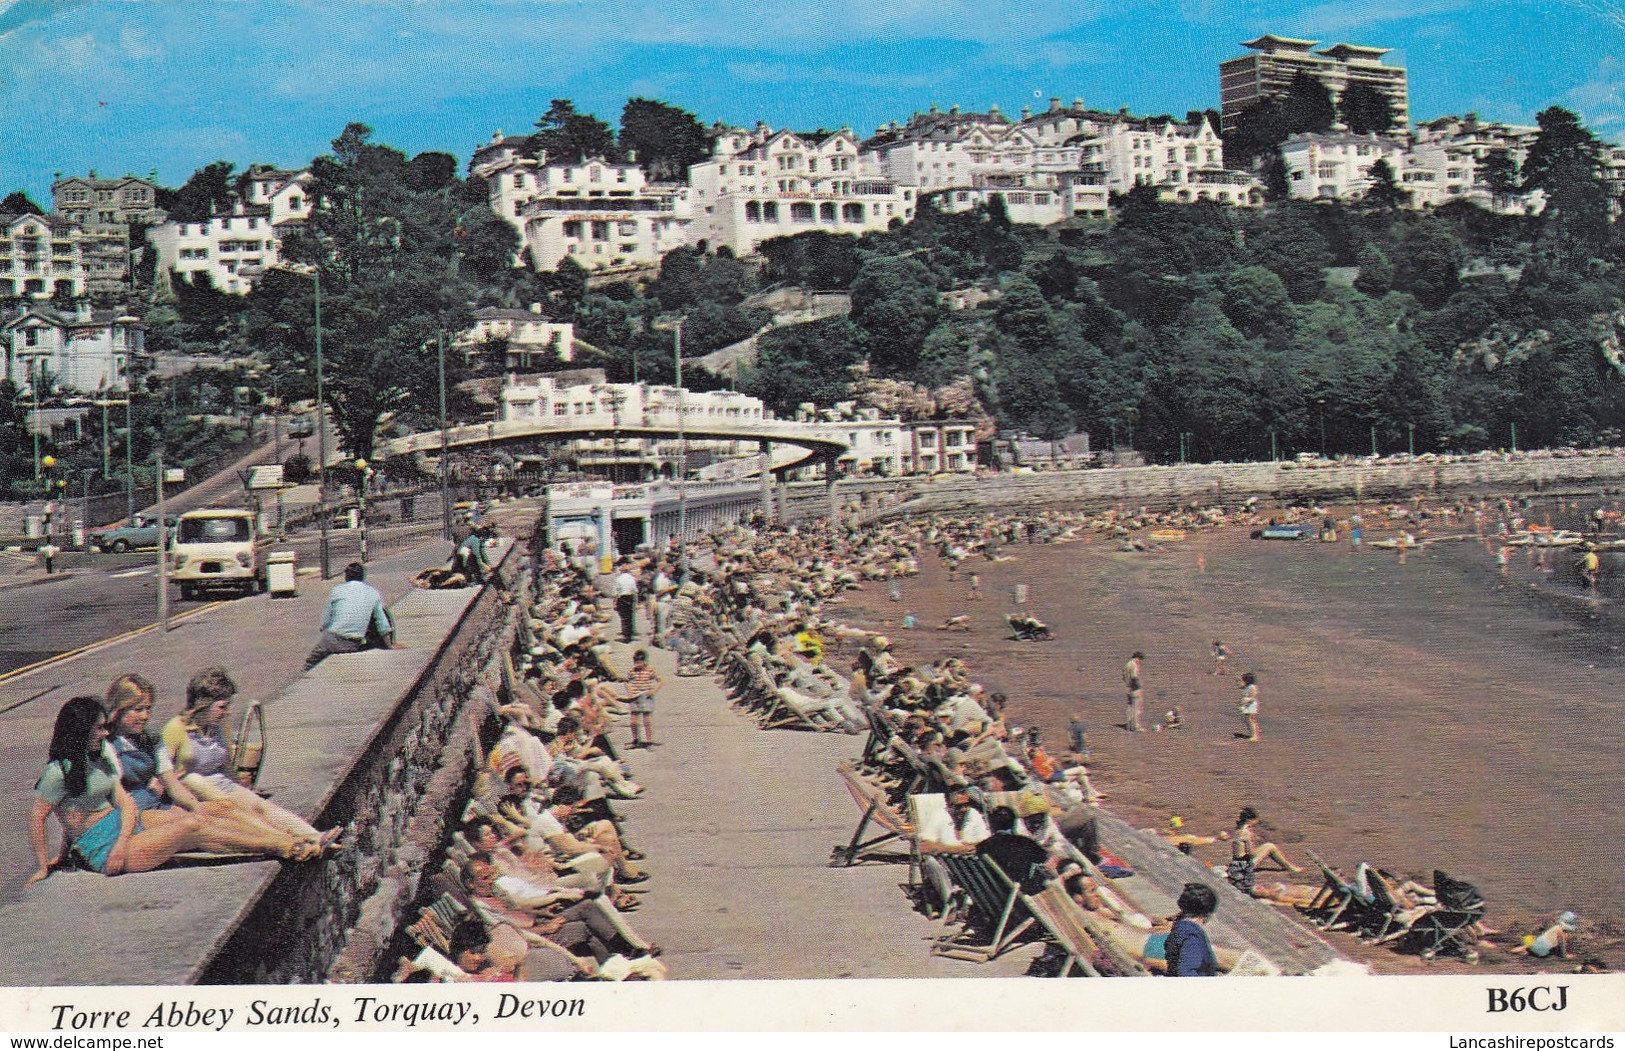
[853,455,1625,522]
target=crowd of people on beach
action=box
[22,484,1615,979]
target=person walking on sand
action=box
[968,572,981,601]
[1122,651,1145,732]
[1237,671,1260,741]
[1211,640,1230,676]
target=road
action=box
[0,554,221,676]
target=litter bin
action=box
[267,550,298,598]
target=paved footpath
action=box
[599,634,1042,980]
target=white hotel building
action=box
[1282,130,1544,213]
[146,167,313,293]
[686,124,915,257]
[471,132,692,273]
[870,99,1260,219]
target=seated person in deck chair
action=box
[976,805,1055,894]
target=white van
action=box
[171,508,263,599]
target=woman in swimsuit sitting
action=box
[29,697,209,883]
[1224,807,1301,894]
[105,673,327,861]
[159,666,340,857]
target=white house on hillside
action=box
[0,213,88,300]
[687,124,914,257]
[146,168,313,294]
[457,305,575,367]
[3,303,143,392]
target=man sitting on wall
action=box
[304,562,394,671]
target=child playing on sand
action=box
[1211,640,1230,676]
[1237,672,1260,741]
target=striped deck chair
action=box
[833,761,915,872]
[931,853,1038,962]
[1302,849,1370,931]
[1022,883,1107,977]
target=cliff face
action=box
[849,371,994,433]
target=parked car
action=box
[89,514,178,553]
[286,415,315,439]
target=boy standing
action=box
[623,649,664,749]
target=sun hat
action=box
[1015,790,1056,817]
[1559,911,1578,931]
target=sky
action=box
[1,0,1623,201]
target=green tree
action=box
[1352,243,1394,297]
[1522,107,1602,193]
[404,151,459,193]
[849,256,942,375]
[1338,83,1395,136]
[1221,265,1292,337]
[0,379,33,494]
[619,98,709,182]
[1392,222,1465,309]
[1246,220,1329,303]
[758,231,862,290]
[159,161,237,224]
[1479,150,1520,210]
[532,99,620,163]
[1029,251,1078,300]
[454,204,520,289]
[1,190,43,215]
[742,317,863,413]
[253,122,474,461]
[1364,158,1409,211]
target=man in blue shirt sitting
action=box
[1163,882,1220,976]
[303,562,394,671]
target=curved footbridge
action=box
[380,414,852,474]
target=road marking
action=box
[0,601,228,688]
[111,568,153,578]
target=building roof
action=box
[472,306,560,323]
[1318,43,1393,61]
[51,174,158,191]
[4,305,140,331]
[1241,34,1320,51]
[1,213,82,233]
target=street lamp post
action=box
[40,454,56,543]
[674,319,687,542]
[31,359,43,483]
[313,267,331,580]
[1510,422,1518,454]
[1408,422,1415,457]
[1269,428,1278,462]
[1317,399,1327,458]
[438,331,452,541]
[1371,423,1378,458]
[355,458,371,563]
[124,394,134,520]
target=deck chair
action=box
[1361,868,1431,945]
[1400,870,1485,962]
[1022,883,1105,976]
[930,853,1038,962]
[833,761,915,872]
[1301,849,1373,931]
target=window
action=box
[554,403,568,416]
[791,202,814,222]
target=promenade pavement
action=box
[599,634,1042,980]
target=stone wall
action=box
[854,456,1625,523]
[195,551,520,984]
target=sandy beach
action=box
[827,512,1625,974]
